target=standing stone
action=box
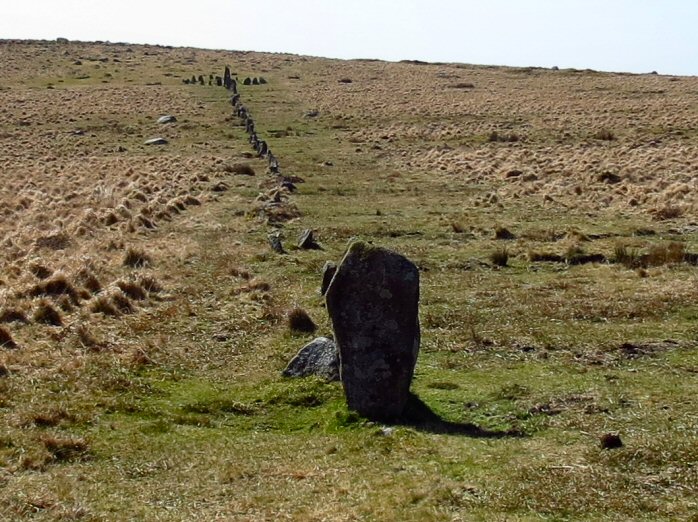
[325,242,420,420]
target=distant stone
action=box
[282,337,339,381]
[268,232,285,254]
[326,242,420,421]
[598,171,622,184]
[298,229,322,250]
[258,77,268,84]
[56,37,69,44]
[243,77,252,85]
[144,137,168,146]
[338,78,353,84]
[157,115,177,124]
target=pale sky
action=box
[2,1,697,76]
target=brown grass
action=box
[123,247,153,268]
[40,435,90,462]
[116,280,148,300]
[287,307,317,334]
[89,296,120,317]
[226,163,256,176]
[33,300,63,326]
[489,247,510,267]
[0,326,17,348]
[0,308,29,324]
[138,275,164,293]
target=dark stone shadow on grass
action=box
[396,393,525,438]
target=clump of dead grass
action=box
[645,242,685,267]
[89,295,120,316]
[33,300,63,326]
[494,226,516,240]
[75,323,103,349]
[123,247,152,268]
[76,269,102,294]
[28,273,80,303]
[288,307,317,334]
[28,262,53,280]
[137,274,163,293]
[225,163,256,176]
[41,435,90,462]
[592,128,615,141]
[28,407,77,428]
[652,205,683,221]
[489,247,509,267]
[111,291,135,314]
[0,308,29,324]
[0,325,18,348]
[116,280,147,300]
[489,131,520,143]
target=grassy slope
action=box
[0,41,697,521]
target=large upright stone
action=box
[325,242,420,420]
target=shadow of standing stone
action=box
[326,242,420,421]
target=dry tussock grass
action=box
[293,59,698,219]
[1,40,696,521]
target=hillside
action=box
[0,39,697,521]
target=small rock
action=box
[600,433,623,449]
[298,229,322,250]
[598,172,622,184]
[157,115,177,124]
[282,337,339,381]
[144,137,168,146]
[210,181,229,192]
[268,232,285,254]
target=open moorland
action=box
[0,40,697,521]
